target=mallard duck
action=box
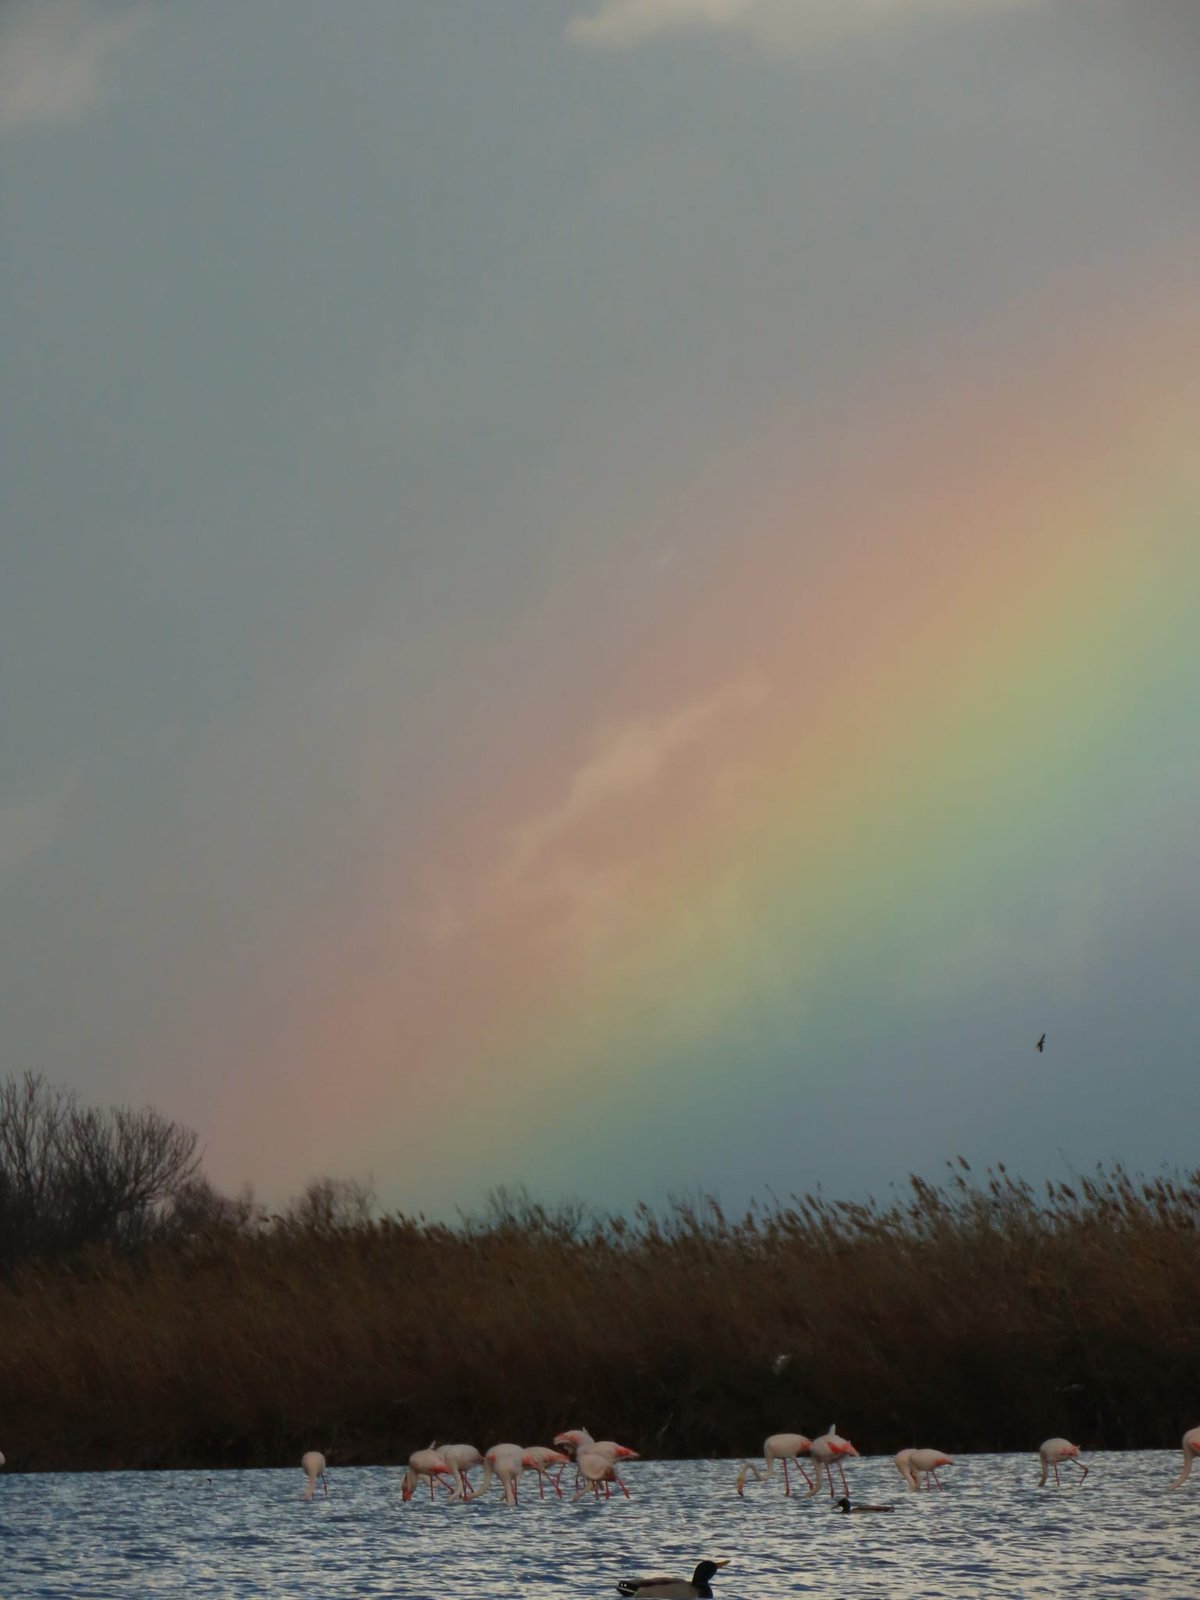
[616,1559,729,1598]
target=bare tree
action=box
[284,1174,376,1233]
[0,1073,203,1271]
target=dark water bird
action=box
[1036,1033,1046,1052]
[616,1559,729,1597]
[835,1495,894,1513]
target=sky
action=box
[2,0,1197,1218]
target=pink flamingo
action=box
[554,1429,638,1491]
[440,1443,484,1499]
[736,1433,813,1496]
[895,1448,953,1490]
[807,1425,858,1498]
[808,1424,859,1497]
[573,1444,632,1501]
[1171,1427,1200,1489]
[478,1443,526,1505]
[1037,1438,1088,1487]
[402,1446,453,1501]
[554,1427,592,1454]
[523,1446,571,1498]
[300,1450,328,1501]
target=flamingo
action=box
[523,1445,570,1498]
[1037,1437,1088,1487]
[616,1559,729,1597]
[440,1442,484,1499]
[402,1446,453,1501]
[478,1443,526,1505]
[807,1424,859,1497]
[300,1450,328,1501]
[1170,1427,1200,1489]
[735,1433,813,1496]
[573,1444,631,1501]
[554,1429,638,1491]
[895,1447,953,1490]
[553,1427,637,1461]
[554,1427,593,1456]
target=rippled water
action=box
[0,1452,1194,1598]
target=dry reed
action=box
[2,1162,1197,1470]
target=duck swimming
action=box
[616,1559,729,1597]
[835,1495,894,1513]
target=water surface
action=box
[0,1451,1193,1597]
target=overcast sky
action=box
[2,0,1198,1216]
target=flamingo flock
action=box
[383,1427,637,1507]
[294,1424,1200,1504]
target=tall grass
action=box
[1,1162,1197,1470]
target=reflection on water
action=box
[0,1453,1193,1598]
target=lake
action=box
[0,1451,1192,1597]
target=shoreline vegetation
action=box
[1,1074,1197,1473]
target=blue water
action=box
[0,1452,1193,1597]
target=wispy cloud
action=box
[569,0,1044,52]
[502,671,769,890]
[424,671,770,949]
[0,0,149,133]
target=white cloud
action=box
[569,0,1044,51]
[503,670,770,887]
[422,671,770,950]
[0,0,148,133]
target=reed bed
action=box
[1,1163,1197,1471]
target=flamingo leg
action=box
[321,1473,329,1501]
[838,1462,850,1495]
[612,1469,631,1499]
[1053,1463,1062,1487]
[783,1459,791,1497]
[797,1463,814,1490]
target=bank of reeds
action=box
[1,1162,1197,1471]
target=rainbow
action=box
[208,290,1200,1211]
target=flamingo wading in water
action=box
[574,1445,632,1501]
[808,1424,859,1497]
[402,1447,453,1501]
[523,1445,570,1498]
[478,1443,526,1505]
[735,1433,813,1496]
[300,1451,328,1501]
[439,1443,483,1499]
[1037,1438,1088,1487]
[1171,1427,1200,1489]
[895,1447,953,1490]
